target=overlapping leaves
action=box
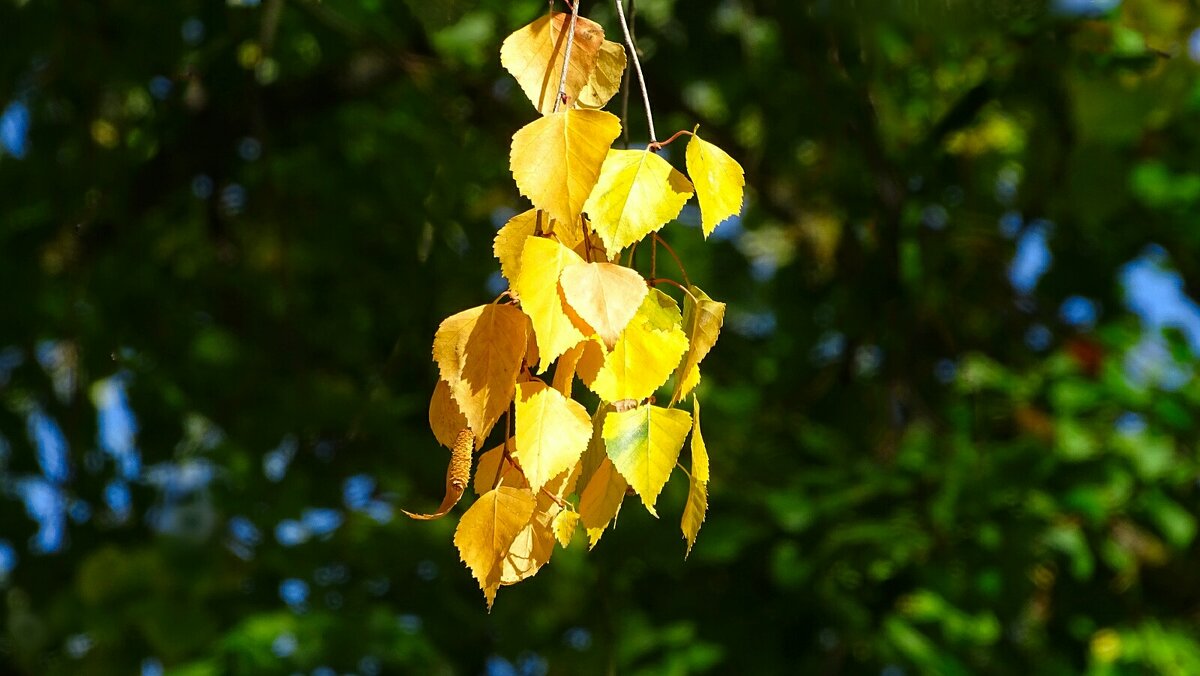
[410,7,741,609]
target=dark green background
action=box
[3,0,1200,673]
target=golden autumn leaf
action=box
[590,289,688,404]
[432,304,529,440]
[681,476,707,558]
[500,467,573,585]
[429,378,468,449]
[511,110,621,227]
[499,12,605,115]
[558,262,648,347]
[578,456,627,548]
[583,149,694,259]
[575,404,611,493]
[553,508,580,547]
[577,40,626,109]
[403,428,475,520]
[685,131,745,237]
[512,236,589,371]
[552,341,586,395]
[603,404,691,516]
[493,209,545,284]
[575,336,607,387]
[670,284,726,404]
[681,395,709,556]
[474,439,528,495]
[454,485,537,609]
[513,381,592,493]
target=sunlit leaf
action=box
[685,131,745,237]
[583,149,693,258]
[681,396,709,557]
[432,304,529,440]
[577,40,626,109]
[558,262,648,347]
[454,486,537,609]
[552,508,580,547]
[512,236,589,371]
[511,110,621,227]
[513,381,592,493]
[603,404,691,516]
[578,457,627,548]
[429,378,468,449]
[590,289,688,404]
[671,284,726,404]
[500,12,605,114]
[494,209,546,284]
[474,439,528,495]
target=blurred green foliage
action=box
[3,0,1200,673]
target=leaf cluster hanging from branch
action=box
[407,0,745,610]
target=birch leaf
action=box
[511,110,620,227]
[685,131,745,237]
[681,396,709,556]
[590,289,688,404]
[578,457,627,548]
[577,40,626,109]
[603,404,692,516]
[513,381,591,493]
[500,12,605,115]
[474,439,528,495]
[494,209,546,284]
[558,262,647,348]
[552,508,580,547]
[512,236,588,371]
[583,149,694,259]
[454,486,537,609]
[671,284,726,404]
[432,304,528,440]
[429,378,468,449]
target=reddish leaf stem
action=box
[652,233,691,287]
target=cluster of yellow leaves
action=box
[408,8,742,609]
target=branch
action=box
[614,0,656,142]
[553,0,581,113]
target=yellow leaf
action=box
[590,289,688,404]
[602,404,691,516]
[575,336,606,386]
[474,439,528,495]
[670,284,726,404]
[577,40,626,109]
[690,395,710,483]
[511,110,621,227]
[494,209,546,284]
[513,381,592,493]
[428,378,468,449]
[432,304,529,439]
[681,476,707,558]
[403,428,474,520]
[578,456,627,548]
[552,508,580,547]
[454,486,537,609]
[558,262,647,347]
[499,505,558,585]
[681,395,709,557]
[500,12,605,115]
[512,237,588,371]
[583,149,694,258]
[575,403,608,487]
[685,131,745,237]
[552,341,586,395]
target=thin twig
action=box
[652,233,691,287]
[626,240,638,269]
[647,128,693,152]
[540,486,569,509]
[649,277,696,304]
[553,0,581,113]
[614,0,656,142]
[651,236,657,280]
[492,289,512,304]
[580,216,592,262]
